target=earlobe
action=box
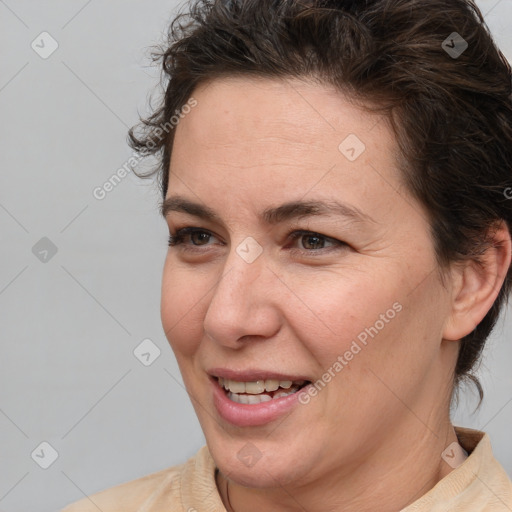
[443,221,511,342]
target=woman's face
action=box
[161,77,457,488]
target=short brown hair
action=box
[128,0,512,400]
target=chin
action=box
[205,430,315,488]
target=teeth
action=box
[264,379,280,391]
[219,377,306,402]
[226,380,246,393]
[273,388,299,399]
[245,381,265,394]
[228,392,273,404]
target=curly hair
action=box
[128,0,512,401]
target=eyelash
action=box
[168,228,212,250]
[167,227,346,254]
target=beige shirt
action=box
[62,427,512,511]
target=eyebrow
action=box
[161,196,221,222]
[161,195,375,226]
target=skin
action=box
[160,77,511,512]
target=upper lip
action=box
[208,368,311,382]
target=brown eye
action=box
[287,230,346,254]
[190,231,211,245]
[168,228,218,248]
[300,234,326,250]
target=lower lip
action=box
[210,377,306,427]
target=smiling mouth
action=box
[216,377,311,404]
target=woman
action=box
[63,0,512,510]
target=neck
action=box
[216,418,459,512]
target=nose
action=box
[202,247,281,348]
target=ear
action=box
[443,220,511,341]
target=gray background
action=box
[0,1,510,510]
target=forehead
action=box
[174,76,386,154]
[167,76,406,222]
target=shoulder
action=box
[60,457,187,511]
[454,427,512,510]
[404,427,512,511]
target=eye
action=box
[288,230,346,252]
[168,227,220,248]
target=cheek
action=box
[312,270,447,396]
[282,268,403,362]
[160,261,210,358]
